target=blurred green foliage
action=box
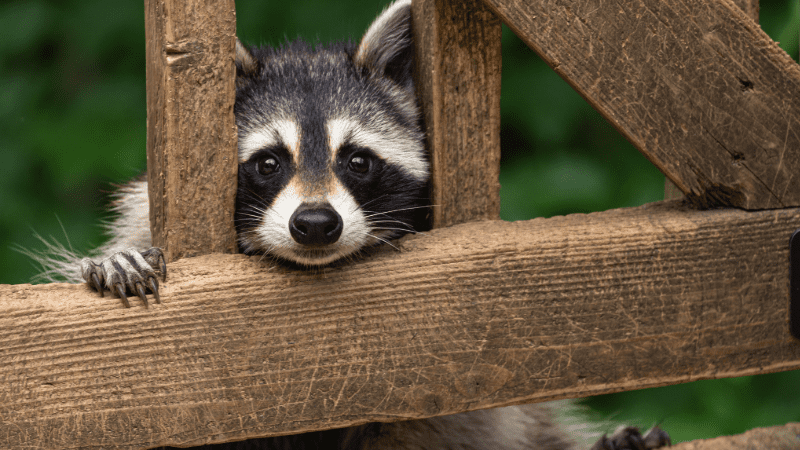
[1,0,798,443]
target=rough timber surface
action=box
[2,201,800,449]
[145,0,238,261]
[731,0,759,22]
[672,423,800,450]
[664,0,759,201]
[481,0,800,210]
[413,0,502,228]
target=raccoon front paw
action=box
[80,247,166,308]
[590,425,671,450]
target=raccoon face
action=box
[232,0,429,267]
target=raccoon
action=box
[34,1,669,448]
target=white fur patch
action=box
[252,177,371,266]
[326,117,428,180]
[239,119,301,163]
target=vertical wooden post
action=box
[413,0,502,228]
[664,0,759,200]
[145,0,238,261]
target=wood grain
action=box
[482,0,800,210]
[731,0,759,22]
[672,423,800,450]
[145,0,238,261]
[412,0,502,228]
[2,201,799,448]
[664,0,759,200]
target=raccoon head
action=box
[232,0,429,267]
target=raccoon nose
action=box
[289,206,343,246]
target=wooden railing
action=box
[1,0,799,448]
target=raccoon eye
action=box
[257,156,279,176]
[348,153,371,174]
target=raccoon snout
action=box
[289,205,344,246]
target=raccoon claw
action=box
[134,281,148,307]
[148,277,161,304]
[590,426,670,450]
[141,247,167,281]
[90,272,104,298]
[80,247,166,308]
[114,283,130,308]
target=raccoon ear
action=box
[235,38,260,80]
[355,0,414,87]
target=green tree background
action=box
[1,0,798,443]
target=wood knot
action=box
[737,77,754,92]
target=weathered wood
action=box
[482,0,800,210]
[3,201,800,449]
[412,0,502,228]
[145,0,238,261]
[731,0,759,22]
[672,423,800,450]
[663,0,759,200]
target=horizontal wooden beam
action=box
[2,201,799,448]
[672,423,800,450]
[482,0,800,210]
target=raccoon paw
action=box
[80,247,166,308]
[590,425,671,450]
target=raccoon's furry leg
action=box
[28,178,164,306]
[75,178,167,307]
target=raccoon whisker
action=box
[242,187,268,201]
[367,217,414,225]
[367,218,416,230]
[368,220,414,227]
[355,196,430,216]
[235,213,267,222]
[374,228,429,239]
[370,226,417,237]
[364,232,399,251]
[363,216,415,230]
[368,222,414,232]
[235,212,265,220]
[371,226,418,234]
[243,201,268,211]
[257,250,274,264]
[239,189,271,208]
[235,203,268,217]
[356,193,392,211]
[367,218,416,229]
[362,204,432,218]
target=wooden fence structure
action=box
[1,0,799,448]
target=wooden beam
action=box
[482,0,800,210]
[145,0,238,261]
[2,201,799,448]
[672,423,800,450]
[664,0,759,200]
[412,0,502,228]
[731,0,759,22]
